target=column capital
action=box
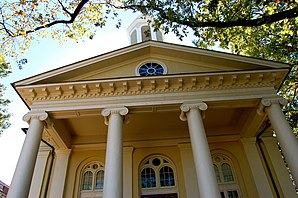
[23,110,48,123]
[101,107,129,125]
[180,102,208,121]
[257,97,287,115]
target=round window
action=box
[138,62,165,76]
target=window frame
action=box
[136,60,167,77]
[80,161,105,192]
[139,155,178,197]
[212,154,241,198]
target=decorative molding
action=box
[17,70,283,107]
[23,110,49,123]
[101,107,129,125]
[257,97,287,115]
[180,102,208,121]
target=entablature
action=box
[16,69,286,109]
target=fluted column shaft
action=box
[261,98,298,183]
[180,103,220,198]
[8,111,48,198]
[102,107,128,198]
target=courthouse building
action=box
[8,18,298,198]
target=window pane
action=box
[228,190,239,198]
[222,163,234,182]
[141,26,151,41]
[82,171,93,190]
[156,30,163,41]
[95,170,104,189]
[160,166,175,187]
[220,192,225,198]
[213,164,221,183]
[141,168,156,188]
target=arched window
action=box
[95,170,104,190]
[130,29,137,44]
[82,171,93,190]
[140,155,178,198]
[222,163,234,182]
[80,162,104,198]
[156,30,163,41]
[141,25,151,41]
[141,167,156,188]
[212,155,240,198]
[160,166,175,187]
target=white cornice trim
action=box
[14,41,289,86]
[16,69,286,109]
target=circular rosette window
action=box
[138,62,166,76]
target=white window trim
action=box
[212,154,241,198]
[139,155,178,196]
[136,60,168,76]
[79,161,105,198]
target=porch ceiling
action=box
[48,99,262,146]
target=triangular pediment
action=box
[14,41,289,86]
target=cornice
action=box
[16,70,285,107]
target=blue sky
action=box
[0,12,196,185]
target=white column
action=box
[261,98,298,183]
[102,107,128,198]
[8,111,48,198]
[48,149,71,198]
[180,102,220,198]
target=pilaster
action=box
[48,149,71,198]
[177,143,199,198]
[262,137,297,197]
[123,146,134,198]
[240,138,274,197]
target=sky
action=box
[0,11,196,185]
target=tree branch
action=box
[13,0,90,37]
[57,0,73,17]
[122,4,298,28]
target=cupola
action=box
[127,17,164,45]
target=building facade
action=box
[0,180,9,198]
[8,19,298,198]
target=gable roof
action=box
[14,40,289,87]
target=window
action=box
[140,155,178,197]
[80,162,104,198]
[131,29,137,44]
[82,171,93,190]
[213,155,240,198]
[141,25,151,41]
[137,62,166,76]
[156,30,163,41]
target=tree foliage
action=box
[0,54,11,134]
[0,0,297,132]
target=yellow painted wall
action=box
[62,140,261,198]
